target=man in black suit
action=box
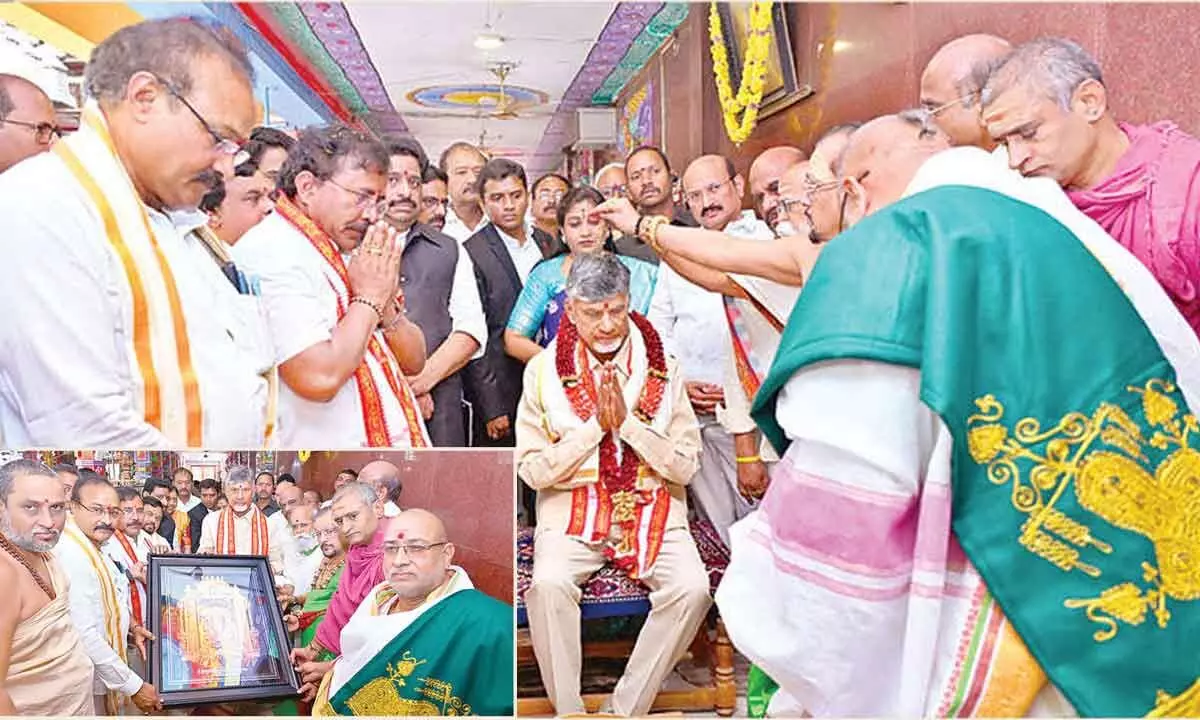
[463,158,561,447]
[187,478,221,552]
[381,137,488,447]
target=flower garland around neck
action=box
[709,0,775,145]
[556,311,669,570]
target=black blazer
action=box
[462,224,561,444]
[187,503,210,552]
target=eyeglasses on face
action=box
[598,184,626,199]
[683,177,734,205]
[327,179,382,210]
[152,75,242,156]
[382,541,448,558]
[1,118,60,145]
[535,189,566,202]
[922,94,973,117]
[76,502,121,519]
[778,196,807,216]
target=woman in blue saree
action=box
[504,185,657,362]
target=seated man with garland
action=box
[515,251,714,717]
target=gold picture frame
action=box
[716,2,813,119]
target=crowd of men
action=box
[513,30,1200,720]
[0,458,511,716]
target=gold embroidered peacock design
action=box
[966,378,1200,644]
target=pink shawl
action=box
[1068,122,1200,335]
[314,526,386,656]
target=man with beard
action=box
[644,155,776,545]
[0,459,93,715]
[56,472,161,714]
[440,141,489,242]
[530,173,570,238]
[234,124,430,447]
[281,501,323,600]
[291,482,387,691]
[255,470,281,516]
[139,496,172,547]
[284,506,343,643]
[102,487,169,681]
[982,37,1200,336]
[187,477,220,552]
[464,158,562,447]
[382,137,487,447]
[717,111,1200,718]
[0,19,270,447]
[0,74,58,174]
[747,146,807,236]
[419,165,450,232]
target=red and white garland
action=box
[557,311,669,574]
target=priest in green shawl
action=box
[310,509,513,716]
[710,111,1200,717]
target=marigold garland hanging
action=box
[709,1,775,145]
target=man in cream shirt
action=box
[0,18,272,448]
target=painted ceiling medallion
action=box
[407,84,549,112]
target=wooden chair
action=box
[515,518,736,717]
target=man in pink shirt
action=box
[289,482,385,700]
[982,37,1200,335]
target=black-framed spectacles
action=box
[382,541,449,558]
[2,118,60,145]
[153,75,241,156]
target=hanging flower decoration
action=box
[297,451,311,464]
[709,1,775,145]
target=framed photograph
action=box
[147,554,299,707]
[716,2,813,118]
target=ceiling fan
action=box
[400,62,558,121]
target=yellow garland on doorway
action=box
[708,1,775,145]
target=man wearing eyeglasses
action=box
[0,19,273,448]
[717,111,1200,718]
[642,154,776,546]
[0,74,58,174]
[919,34,1011,150]
[233,125,431,448]
[309,508,513,716]
[747,146,807,236]
[55,472,163,714]
[380,138,486,447]
[530,173,570,238]
[418,166,450,232]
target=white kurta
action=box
[101,532,151,627]
[648,210,774,544]
[326,566,474,699]
[55,533,142,698]
[0,131,271,447]
[197,507,289,584]
[717,146,1200,717]
[233,212,429,447]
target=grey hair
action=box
[313,506,333,524]
[84,17,255,105]
[957,55,1009,110]
[982,37,1103,111]
[225,465,253,488]
[332,481,378,508]
[0,459,57,504]
[565,252,631,303]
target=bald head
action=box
[380,508,455,603]
[749,146,806,231]
[838,111,951,223]
[0,74,56,174]
[920,34,1011,149]
[387,508,447,543]
[357,460,402,506]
